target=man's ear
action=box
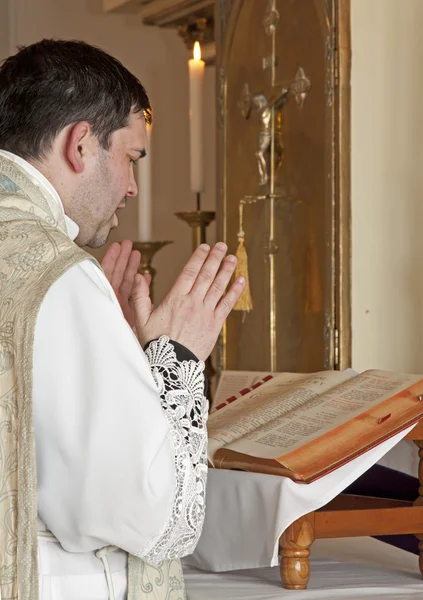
[65,122,92,174]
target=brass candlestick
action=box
[175,210,217,401]
[175,211,216,248]
[133,241,173,304]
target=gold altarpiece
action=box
[216,0,351,374]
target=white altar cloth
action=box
[184,537,422,599]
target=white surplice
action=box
[0,150,208,600]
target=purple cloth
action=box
[344,464,419,554]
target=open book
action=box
[213,370,275,411]
[208,369,423,483]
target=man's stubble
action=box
[71,153,118,249]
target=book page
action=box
[207,369,357,462]
[226,370,423,460]
[214,370,272,405]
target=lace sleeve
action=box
[138,335,209,565]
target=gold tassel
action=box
[234,202,253,312]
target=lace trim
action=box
[139,336,208,565]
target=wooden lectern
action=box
[279,422,423,589]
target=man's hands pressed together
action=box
[101,239,147,329]
[102,240,245,361]
[133,242,245,360]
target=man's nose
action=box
[127,170,138,198]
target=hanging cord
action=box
[234,200,253,313]
[38,529,118,600]
[95,546,119,600]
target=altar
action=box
[184,537,422,599]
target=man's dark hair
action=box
[0,39,152,160]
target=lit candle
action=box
[136,124,152,241]
[188,41,205,196]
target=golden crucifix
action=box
[235,0,312,371]
[238,1,311,189]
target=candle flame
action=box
[193,41,201,61]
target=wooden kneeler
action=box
[279,422,423,590]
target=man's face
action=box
[71,110,147,248]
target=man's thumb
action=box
[132,273,152,327]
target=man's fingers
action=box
[190,242,228,300]
[170,244,211,296]
[119,250,141,298]
[215,277,246,321]
[203,254,237,309]
[109,239,133,289]
[132,273,153,328]
[101,242,121,281]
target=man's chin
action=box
[85,225,114,249]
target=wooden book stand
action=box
[279,422,423,589]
